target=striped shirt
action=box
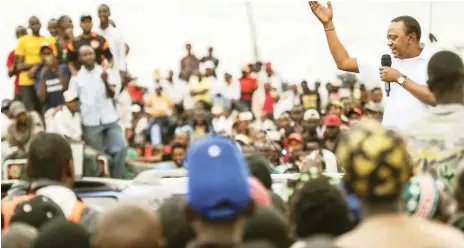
[69,65,118,126]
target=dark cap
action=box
[31,219,90,248]
[80,14,92,22]
[10,195,66,229]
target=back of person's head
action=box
[185,135,253,223]
[287,172,352,239]
[93,204,164,248]
[244,206,292,248]
[455,166,464,211]
[336,119,413,204]
[2,223,38,248]
[158,196,195,248]
[427,50,464,101]
[31,219,90,248]
[246,154,273,190]
[27,133,74,184]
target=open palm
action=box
[308,1,333,24]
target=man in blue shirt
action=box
[34,43,70,112]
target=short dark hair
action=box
[28,133,73,181]
[370,87,381,93]
[171,143,186,151]
[245,154,273,190]
[244,206,292,248]
[427,50,464,100]
[158,196,195,248]
[289,175,353,238]
[391,15,422,41]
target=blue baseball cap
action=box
[186,135,251,219]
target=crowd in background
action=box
[2,1,464,248]
[1,3,385,179]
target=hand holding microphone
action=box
[379,54,403,97]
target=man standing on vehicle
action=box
[308,1,436,131]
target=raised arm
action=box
[308,1,359,73]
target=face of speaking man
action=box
[387,21,418,59]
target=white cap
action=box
[63,90,79,103]
[238,111,253,121]
[304,109,320,120]
[131,104,142,113]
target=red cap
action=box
[324,114,341,127]
[264,62,272,72]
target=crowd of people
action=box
[2,1,464,248]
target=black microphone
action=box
[381,54,392,97]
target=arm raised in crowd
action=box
[308,1,359,73]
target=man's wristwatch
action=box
[397,75,407,87]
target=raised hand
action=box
[308,1,333,24]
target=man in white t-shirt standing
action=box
[308,1,436,131]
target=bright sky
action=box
[1,0,463,100]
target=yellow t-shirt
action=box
[189,78,211,103]
[15,35,56,86]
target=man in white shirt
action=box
[50,90,100,176]
[309,1,436,131]
[405,51,464,189]
[50,90,82,141]
[161,70,188,111]
[68,45,126,178]
[96,4,127,93]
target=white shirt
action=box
[116,89,132,130]
[96,26,127,92]
[358,46,435,131]
[404,104,464,183]
[161,79,188,104]
[69,65,119,126]
[50,106,82,141]
[211,79,241,101]
[96,26,127,72]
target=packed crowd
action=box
[2,1,464,248]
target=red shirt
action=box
[127,84,144,103]
[239,76,257,100]
[6,50,20,95]
[262,90,274,114]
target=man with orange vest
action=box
[2,133,99,233]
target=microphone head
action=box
[381,54,392,67]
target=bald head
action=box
[2,223,38,248]
[93,204,164,248]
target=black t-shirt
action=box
[34,64,70,110]
[67,33,113,68]
[300,91,321,112]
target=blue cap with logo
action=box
[186,135,251,219]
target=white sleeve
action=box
[69,77,79,94]
[357,56,382,90]
[232,81,241,100]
